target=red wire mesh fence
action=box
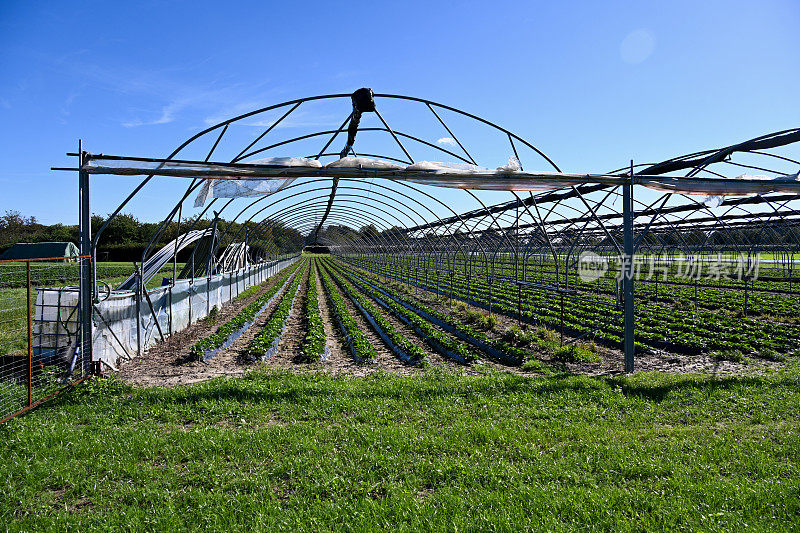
[0,256,93,423]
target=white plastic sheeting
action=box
[406,161,489,172]
[34,256,300,371]
[401,161,586,190]
[193,157,322,207]
[116,228,213,291]
[641,172,800,196]
[497,157,523,172]
[218,242,249,271]
[82,155,800,196]
[325,156,405,170]
[83,156,321,176]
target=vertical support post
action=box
[489,277,493,316]
[26,260,32,406]
[173,204,181,287]
[135,262,142,358]
[78,142,93,376]
[168,285,173,337]
[655,254,659,301]
[188,276,192,327]
[623,161,636,372]
[244,225,249,293]
[516,203,521,325]
[207,212,219,318]
[559,292,565,346]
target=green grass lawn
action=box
[1,365,799,532]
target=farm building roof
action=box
[0,241,79,261]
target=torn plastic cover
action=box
[497,157,523,172]
[193,157,321,207]
[702,195,725,208]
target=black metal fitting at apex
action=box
[339,88,375,158]
[352,87,375,113]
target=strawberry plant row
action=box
[187,260,303,360]
[318,262,377,364]
[327,259,544,366]
[349,257,799,356]
[323,260,477,364]
[299,260,327,362]
[373,253,799,298]
[321,262,427,365]
[246,260,307,359]
[333,261,556,370]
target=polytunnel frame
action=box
[61,91,800,374]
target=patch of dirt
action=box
[47,488,95,514]
[576,349,784,377]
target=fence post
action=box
[623,162,636,372]
[26,260,32,406]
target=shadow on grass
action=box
[46,364,800,412]
[609,374,800,402]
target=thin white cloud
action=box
[123,101,183,127]
[437,137,457,147]
[202,100,273,126]
[57,90,81,123]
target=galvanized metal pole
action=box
[26,260,32,405]
[78,142,93,376]
[623,160,635,372]
[244,225,249,294]
[135,262,142,358]
[207,212,219,317]
[173,204,181,286]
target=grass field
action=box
[1,364,798,531]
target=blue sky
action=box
[1,0,799,225]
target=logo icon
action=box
[578,251,609,282]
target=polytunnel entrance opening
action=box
[303,245,331,254]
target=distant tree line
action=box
[0,210,305,261]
